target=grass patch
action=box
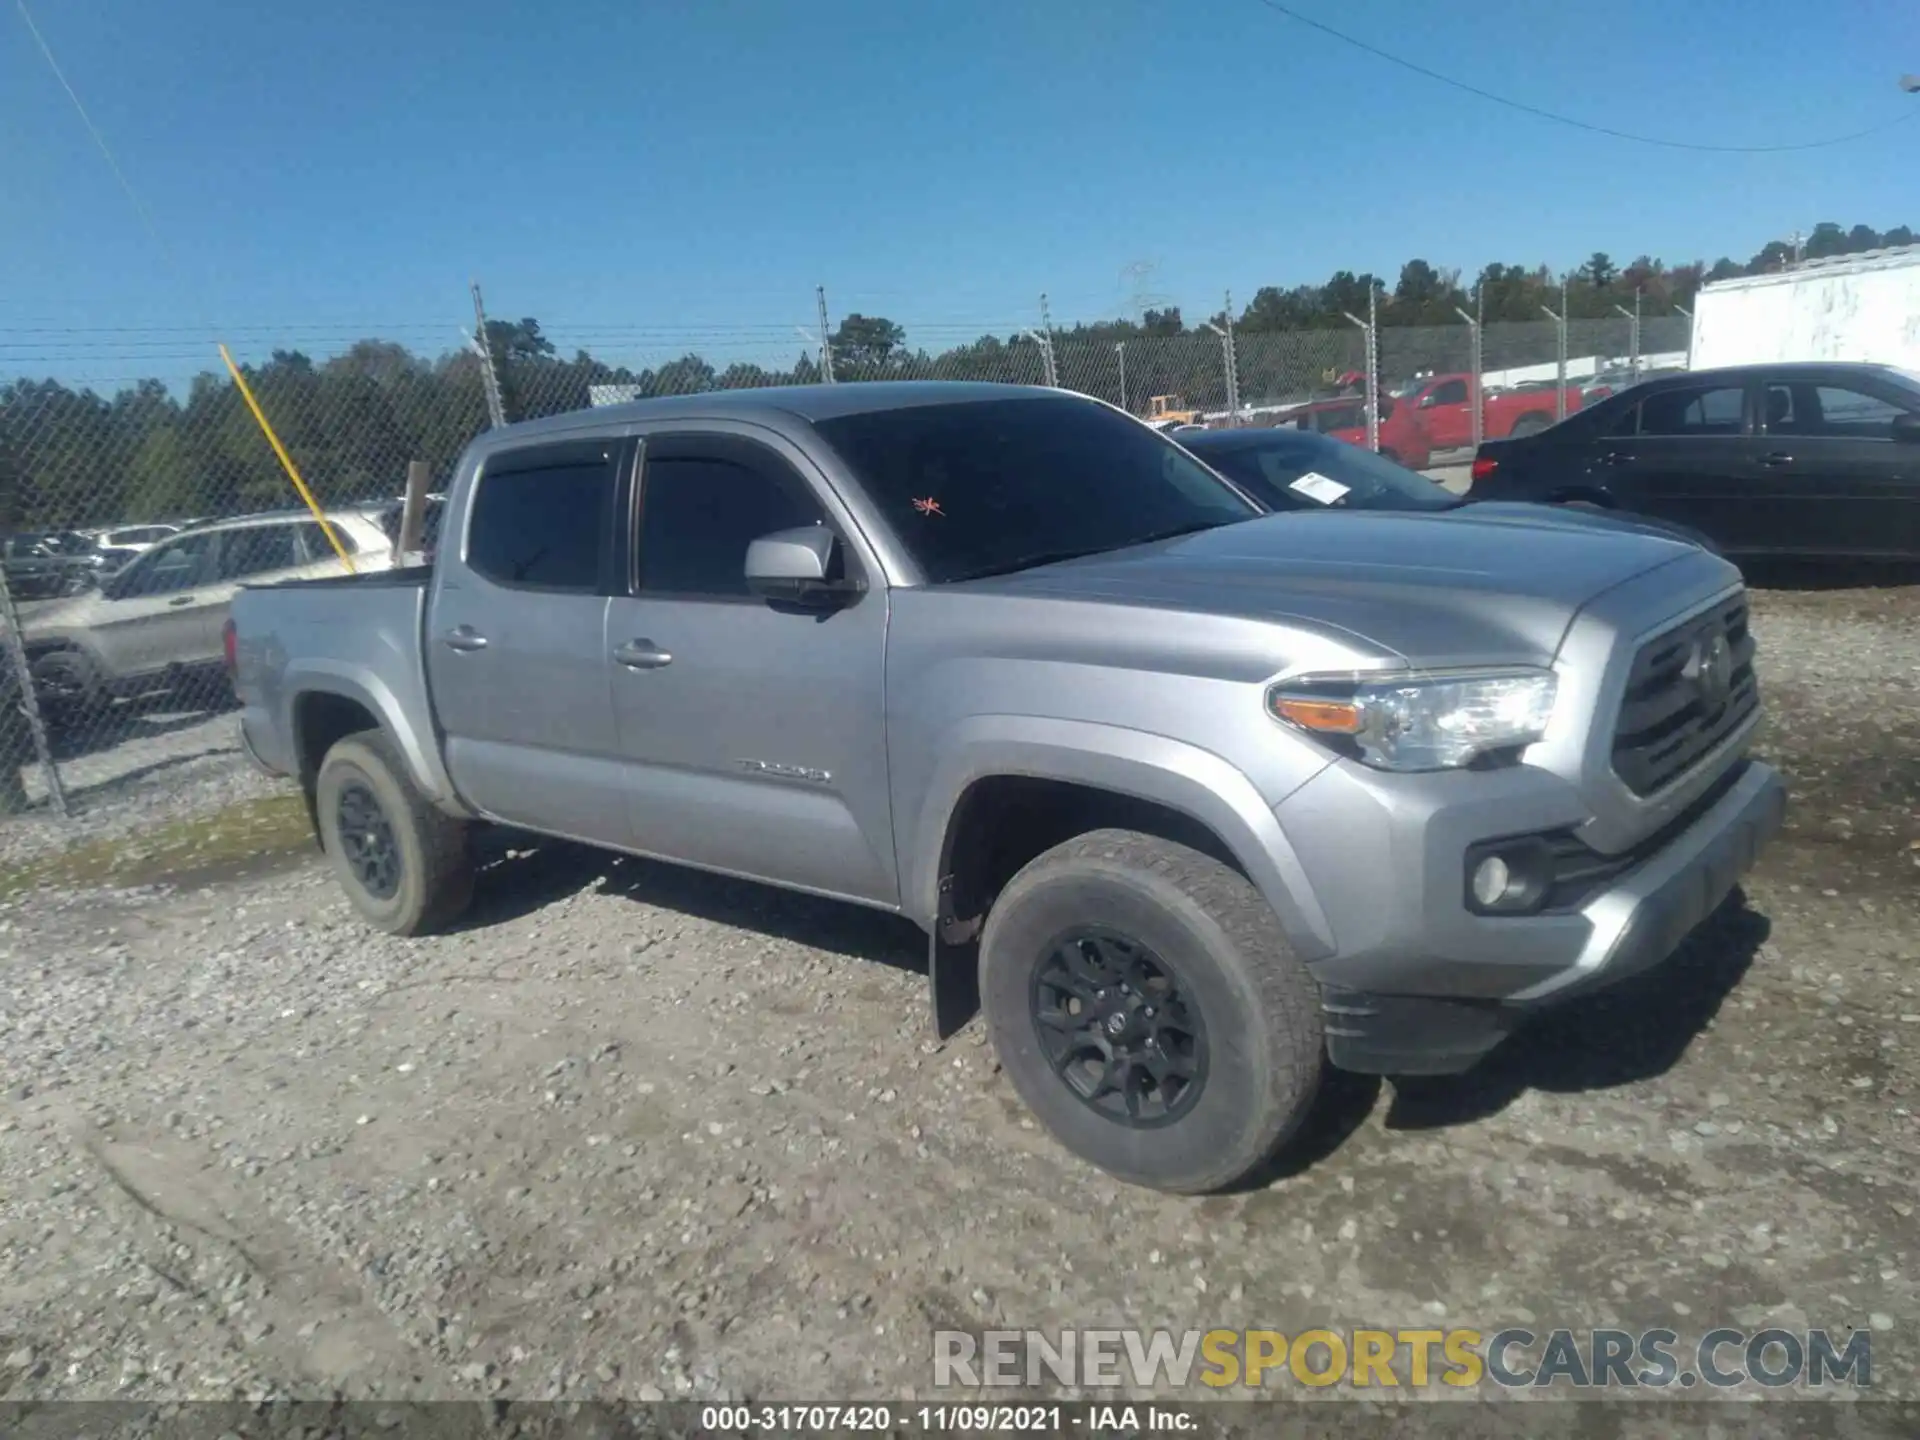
[0,792,316,899]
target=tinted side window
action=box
[1812,384,1904,439]
[1639,386,1745,438]
[1430,379,1469,405]
[468,446,619,591]
[638,449,826,597]
[218,525,299,580]
[121,532,218,597]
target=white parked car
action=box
[24,508,392,716]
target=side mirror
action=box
[744,525,864,608]
[1417,394,1436,409]
[1891,413,1920,444]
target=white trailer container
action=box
[1690,245,1920,371]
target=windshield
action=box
[1187,432,1460,513]
[813,396,1258,583]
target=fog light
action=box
[1471,855,1514,908]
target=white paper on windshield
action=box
[1288,471,1350,506]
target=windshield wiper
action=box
[1127,519,1231,546]
[952,521,1229,583]
[952,547,1113,581]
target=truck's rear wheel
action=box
[1508,413,1553,437]
[979,828,1322,1194]
[316,729,473,935]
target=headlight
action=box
[1267,668,1557,772]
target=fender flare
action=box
[282,659,470,819]
[908,716,1337,1032]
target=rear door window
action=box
[217,524,301,580]
[1638,385,1746,438]
[467,442,622,592]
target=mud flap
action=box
[929,929,980,1039]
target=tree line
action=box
[0,220,1908,534]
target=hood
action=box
[967,507,1715,667]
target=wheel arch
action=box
[909,719,1335,1036]
[284,661,468,820]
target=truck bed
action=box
[230,565,444,791]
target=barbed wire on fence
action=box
[0,307,1693,816]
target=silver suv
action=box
[24,507,391,716]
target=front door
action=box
[605,429,897,905]
[88,528,224,679]
[425,437,631,846]
[1417,377,1473,450]
[1751,374,1920,558]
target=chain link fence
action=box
[0,308,1693,820]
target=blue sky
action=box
[3,0,1915,386]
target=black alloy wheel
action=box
[336,780,402,900]
[1030,927,1208,1128]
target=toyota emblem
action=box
[1685,630,1734,706]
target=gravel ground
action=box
[0,706,280,868]
[0,578,1914,1422]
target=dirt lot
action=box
[0,576,1914,1425]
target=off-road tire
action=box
[1508,413,1554,438]
[979,828,1323,1194]
[315,728,473,935]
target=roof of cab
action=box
[470,380,1078,448]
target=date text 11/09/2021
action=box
[699,1405,1189,1433]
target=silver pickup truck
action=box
[231,381,1786,1193]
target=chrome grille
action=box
[1611,594,1757,798]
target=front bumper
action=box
[1281,758,1786,1076]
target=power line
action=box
[1248,0,1918,153]
[12,0,201,291]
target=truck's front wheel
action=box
[979,829,1323,1194]
[316,729,473,935]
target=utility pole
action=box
[1222,289,1238,427]
[0,566,65,817]
[1542,300,1568,423]
[1115,341,1127,414]
[1366,281,1380,451]
[470,281,507,430]
[815,285,836,383]
[1612,294,1642,381]
[1453,303,1483,451]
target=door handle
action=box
[1597,451,1633,467]
[168,595,197,606]
[613,639,672,670]
[442,626,489,652]
[1760,451,1794,468]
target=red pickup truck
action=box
[1391,374,1599,450]
[1269,395,1433,470]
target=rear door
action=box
[425,437,632,845]
[1599,379,1766,551]
[604,428,898,904]
[203,522,309,661]
[1752,374,1920,557]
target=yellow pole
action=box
[218,344,356,573]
